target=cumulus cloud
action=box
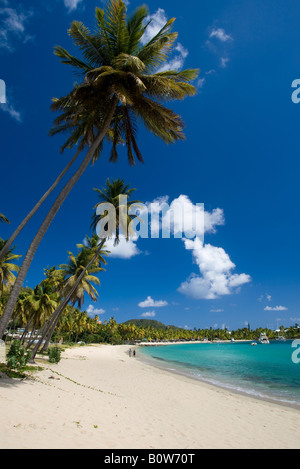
[220,57,229,68]
[0,4,33,51]
[264,305,288,311]
[157,42,189,73]
[205,27,233,73]
[104,237,141,259]
[86,305,106,317]
[258,293,272,302]
[0,97,21,122]
[141,8,168,45]
[138,296,168,308]
[140,311,156,318]
[141,9,189,72]
[209,28,233,42]
[63,0,83,12]
[147,195,224,240]
[178,238,251,300]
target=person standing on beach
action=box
[133,350,136,357]
[129,349,132,357]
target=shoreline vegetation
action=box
[3,318,300,349]
[1,344,300,449]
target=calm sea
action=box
[139,340,300,407]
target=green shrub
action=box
[47,346,62,364]
[7,340,31,369]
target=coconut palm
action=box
[0,0,198,338]
[31,178,140,357]
[0,239,21,293]
[29,242,107,358]
[59,249,104,309]
[16,284,58,344]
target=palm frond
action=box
[126,4,149,54]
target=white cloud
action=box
[0,96,22,122]
[86,305,106,317]
[220,57,229,68]
[141,8,168,45]
[64,0,83,12]
[210,308,224,313]
[141,9,189,73]
[178,238,251,300]
[0,5,33,51]
[138,296,168,308]
[104,237,141,259]
[197,77,206,89]
[264,306,288,311]
[157,42,189,73]
[210,28,233,42]
[140,311,156,318]
[258,293,272,303]
[175,42,189,59]
[148,195,224,239]
[205,28,233,72]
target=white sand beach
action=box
[0,344,299,449]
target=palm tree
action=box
[0,214,10,224]
[59,249,104,309]
[91,177,142,240]
[15,284,58,344]
[0,0,198,338]
[0,239,21,293]
[29,242,107,358]
[31,178,140,357]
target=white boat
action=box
[276,335,286,342]
[276,331,286,341]
[258,333,270,344]
[251,341,258,346]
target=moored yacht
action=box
[258,333,270,344]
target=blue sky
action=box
[1,0,300,330]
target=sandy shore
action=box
[0,344,299,449]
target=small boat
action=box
[258,333,270,344]
[276,335,286,342]
[251,341,258,346]
[276,331,286,342]
[231,338,235,343]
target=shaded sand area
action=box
[0,344,299,449]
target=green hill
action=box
[122,319,180,330]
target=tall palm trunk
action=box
[30,239,106,360]
[0,97,117,339]
[0,149,81,262]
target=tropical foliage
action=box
[0,239,21,293]
[0,0,198,338]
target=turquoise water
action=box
[139,341,300,407]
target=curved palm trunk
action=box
[0,97,117,339]
[0,149,81,262]
[20,315,35,345]
[30,239,106,360]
